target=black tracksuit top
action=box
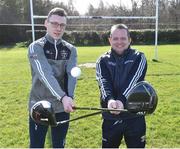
[96,47,147,120]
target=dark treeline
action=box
[0,0,79,24]
[0,0,179,30]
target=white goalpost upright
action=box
[29,0,159,61]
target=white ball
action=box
[71,67,81,78]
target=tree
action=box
[66,0,79,15]
[86,4,96,16]
[0,0,79,24]
[168,0,180,29]
[0,0,25,23]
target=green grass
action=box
[0,45,180,147]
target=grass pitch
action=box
[0,44,180,147]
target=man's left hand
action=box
[62,96,75,113]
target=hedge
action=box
[0,25,179,46]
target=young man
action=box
[28,8,77,148]
[96,24,147,148]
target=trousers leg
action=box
[29,116,48,148]
[102,119,124,148]
[124,116,146,148]
[51,112,70,148]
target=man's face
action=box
[45,15,67,40]
[109,28,131,55]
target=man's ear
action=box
[108,37,111,44]
[129,37,132,44]
[44,19,48,28]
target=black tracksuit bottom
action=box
[29,112,69,148]
[102,116,146,148]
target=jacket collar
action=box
[45,33,62,45]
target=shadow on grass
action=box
[147,73,180,76]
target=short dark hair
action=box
[110,24,130,39]
[47,7,67,20]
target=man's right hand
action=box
[61,96,75,113]
[107,99,124,115]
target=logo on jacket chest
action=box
[124,60,134,64]
[108,61,116,66]
[59,49,70,60]
[44,48,70,60]
[45,50,53,55]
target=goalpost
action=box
[30,0,159,61]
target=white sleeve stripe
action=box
[123,55,146,97]
[30,43,34,53]
[96,62,106,99]
[124,55,146,97]
[30,43,61,100]
[96,59,107,99]
[98,64,108,99]
[35,60,57,97]
[35,60,61,99]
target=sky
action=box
[53,0,133,15]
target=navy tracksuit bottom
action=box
[29,112,69,148]
[102,116,146,148]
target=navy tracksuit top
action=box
[96,47,147,120]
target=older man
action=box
[96,24,147,148]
